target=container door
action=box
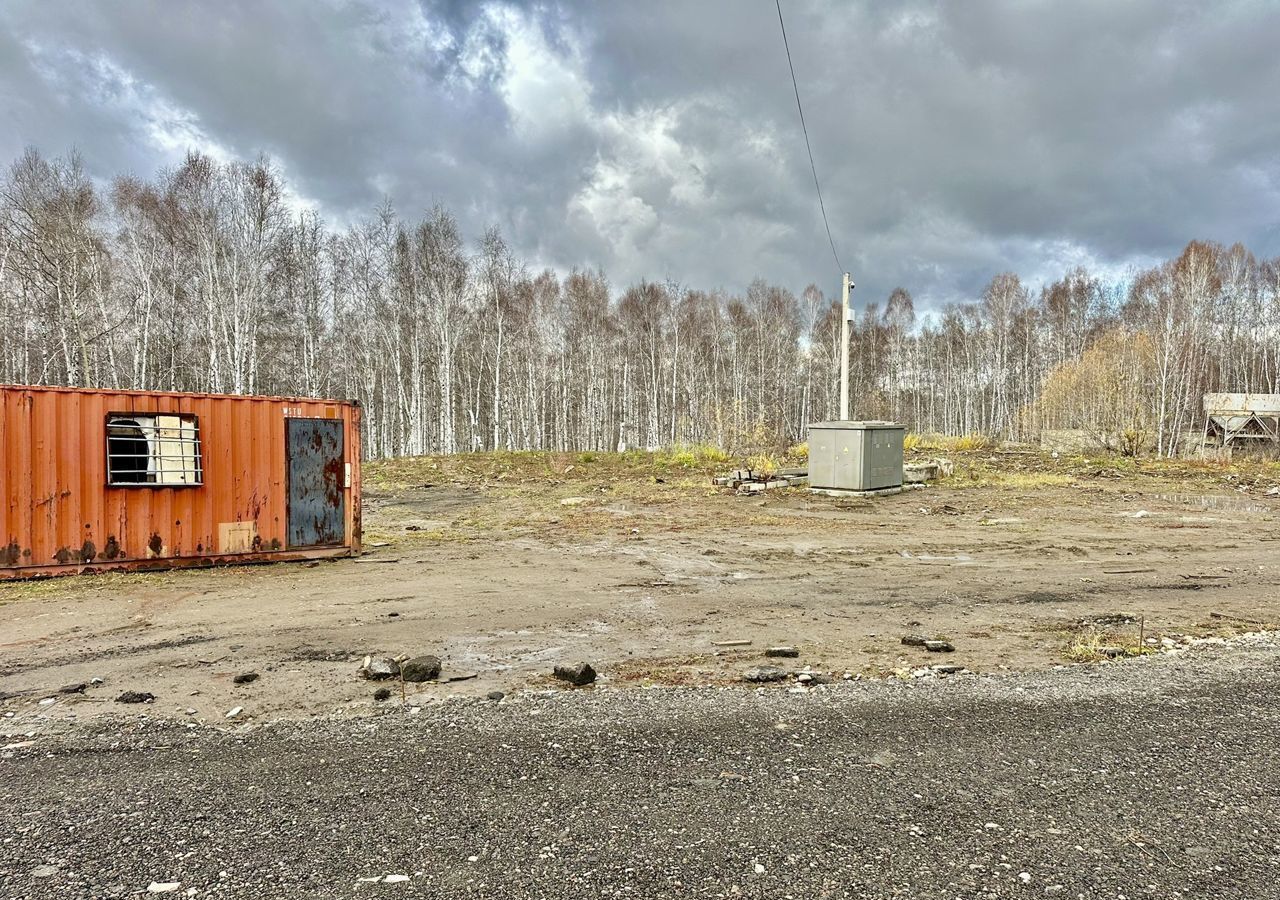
[286,418,346,548]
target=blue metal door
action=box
[286,418,346,548]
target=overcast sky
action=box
[2,0,1278,309]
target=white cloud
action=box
[482,5,591,142]
[574,106,710,229]
[4,0,1278,305]
[20,39,328,216]
[881,7,940,44]
[22,39,234,164]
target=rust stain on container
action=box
[1,385,362,580]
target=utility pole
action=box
[839,272,853,420]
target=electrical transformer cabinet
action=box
[807,421,905,492]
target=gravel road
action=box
[2,642,1278,899]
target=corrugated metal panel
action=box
[1204,393,1280,416]
[0,385,362,579]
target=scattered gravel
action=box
[1,639,1277,899]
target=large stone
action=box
[401,655,442,683]
[924,640,955,653]
[901,635,928,647]
[765,646,799,658]
[743,666,788,683]
[360,657,400,680]
[553,662,597,686]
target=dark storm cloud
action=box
[2,0,1277,308]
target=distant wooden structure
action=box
[1203,393,1280,449]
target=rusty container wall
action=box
[0,385,362,579]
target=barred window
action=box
[107,415,203,486]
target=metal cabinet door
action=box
[286,418,346,548]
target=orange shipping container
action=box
[0,385,361,579]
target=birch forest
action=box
[3,149,1279,457]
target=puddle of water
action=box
[1153,494,1270,514]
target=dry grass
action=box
[1063,632,1123,663]
[1062,628,1158,663]
[366,443,819,496]
[0,563,263,602]
[368,446,759,492]
[906,433,996,452]
[367,445,1280,502]
[974,472,1076,489]
[0,577,78,603]
[360,446,1280,548]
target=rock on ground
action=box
[360,657,400,680]
[400,655,442,683]
[743,665,788,683]
[553,662,597,686]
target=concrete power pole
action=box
[839,271,854,420]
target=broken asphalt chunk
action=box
[743,666,788,683]
[115,691,154,704]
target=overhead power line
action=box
[774,0,843,275]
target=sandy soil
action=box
[2,451,1277,726]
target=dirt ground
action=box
[2,449,1278,726]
